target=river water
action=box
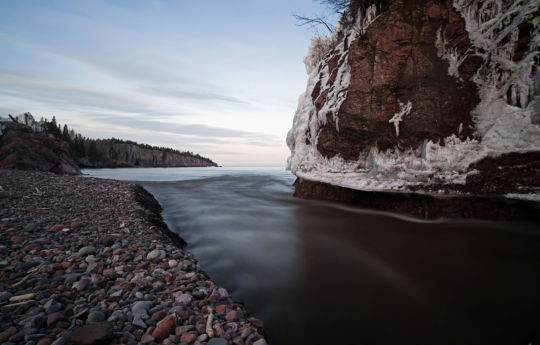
[84,167,540,345]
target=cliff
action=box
[0,121,81,175]
[287,0,540,213]
[77,139,218,168]
[0,113,218,174]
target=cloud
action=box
[140,85,248,104]
[91,115,281,145]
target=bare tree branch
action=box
[293,13,335,34]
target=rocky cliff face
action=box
[287,0,539,206]
[0,121,81,175]
[79,141,218,168]
[0,113,218,173]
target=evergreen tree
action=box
[62,124,71,143]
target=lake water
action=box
[84,167,540,345]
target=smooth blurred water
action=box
[84,167,540,345]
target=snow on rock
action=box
[453,0,540,154]
[14,112,44,133]
[287,0,539,194]
[388,101,412,137]
[505,192,540,202]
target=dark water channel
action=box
[86,167,540,345]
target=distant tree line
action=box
[39,116,216,167]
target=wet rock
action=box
[70,221,83,229]
[180,332,197,344]
[102,269,116,280]
[0,327,18,342]
[253,339,267,345]
[77,246,96,257]
[44,300,62,314]
[151,310,166,321]
[248,318,264,329]
[146,250,165,262]
[36,338,52,345]
[168,306,184,315]
[76,278,90,292]
[86,310,106,323]
[132,301,153,314]
[46,313,67,329]
[0,291,13,302]
[192,287,207,299]
[68,322,113,345]
[50,224,64,231]
[23,223,38,232]
[11,235,25,244]
[197,334,209,342]
[152,315,177,340]
[174,293,192,305]
[208,338,228,345]
[226,310,240,322]
[141,334,154,344]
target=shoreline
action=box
[0,169,268,345]
[293,177,540,221]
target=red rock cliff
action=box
[287,0,539,205]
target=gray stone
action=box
[77,246,96,257]
[109,290,122,298]
[253,339,268,345]
[132,301,153,314]
[143,294,155,301]
[192,287,207,299]
[0,291,13,302]
[173,293,192,305]
[87,310,106,323]
[106,315,118,322]
[197,334,209,342]
[44,300,62,314]
[146,250,165,262]
[208,338,228,345]
[23,223,38,232]
[132,314,147,328]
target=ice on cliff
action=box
[287,0,540,193]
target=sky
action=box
[0,0,335,166]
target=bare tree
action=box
[293,0,351,35]
[293,13,335,35]
[294,0,388,34]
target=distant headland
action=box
[0,113,218,174]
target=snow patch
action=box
[453,0,540,153]
[14,112,44,133]
[388,100,412,137]
[304,36,338,74]
[435,26,468,79]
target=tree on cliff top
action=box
[294,0,388,34]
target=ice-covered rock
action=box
[287,0,539,198]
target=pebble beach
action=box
[0,169,268,345]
